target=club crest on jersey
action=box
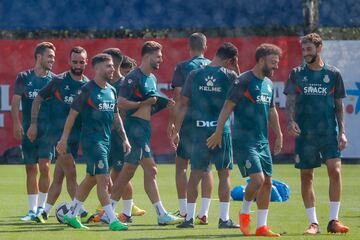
[323,75,330,83]
[128,79,133,84]
[64,85,70,90]
[77,90,82,95]
[205,76,216,87]
[234,79,240,85]
[98,160,104,169]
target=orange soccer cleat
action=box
[327,220,349,234]
[255,225,280,237]
[239,213,251,236]
[303,223,320,235]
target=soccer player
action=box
[168,33,214,223]
[172,42,240,229]
[284,33,349,234]
[94,48,145,223]
[110,41,182,225]
[56,53,131,231]
[120,55,137,76]
[207,43,283,237]
[27,46,90,223]
[11,42,56,221]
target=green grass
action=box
[0,164,359,240]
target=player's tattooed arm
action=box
[113,112,131,155]
[335,98,347,150]
[56,109,79,154]
[113,112,128,142]
[26,95,44,142]
[30,95,44,125]
[285,94,301,136]
[269,107,283,155]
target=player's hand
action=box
[56,138,67,155]
[338,132,347,151]
[166,99,175,109]
[287,121,301,137]
[13,122,24,139]
[207,131,222,149]
[273,134,283,155]
[170,132,180,149]
[167,123,175,139]
[142,97,157,106]
[123,139,132,156]
[26,124,38,142]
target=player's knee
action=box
[328,167,341,181]
[25,164,38,175]
[251,175,265,189]
[144,165,157,178]
[301,171,314,183]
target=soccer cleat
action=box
[131,204,146,216]
[34,207,45,223]
[20,210,36,221]
[118,213,133,223]
[91,210,105,223]
[177,218,194,228]
[109,219,128,231]
[218,218,240,228]
[303,223,320,235]
[158,212,184,225]
[80,210,95,223]
[327,220,349,234]
[194,215,208,225]
[63,215,89,229]
[255,226,280,237]
[173,210,186,218]
[239,213,251,236]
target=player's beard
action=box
[41,60,53,71]
[150,59,160,70]
[304,54,317,64]
[262,65,273,77]
[71,67,83,76]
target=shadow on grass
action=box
[124,233,244,240]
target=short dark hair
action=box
[300,33,323,47]
[121,55,137,69]
[216,42,238,60]
[91,53,112,67]
[70,46,87,57]
[255,43,282,62]
[34,42,56,60]
[189,33,207,52]
[141,41,162,57]
[102,48,123,65]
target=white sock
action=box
[44,203,53,215]
[186,203,196,221]
[28,194,38,213]
[104,204,117,224]
[178,198,187,216]
[122,199,133,216]
[241,200,252,214]
[37,192,47,209]
[219,202,230,221]
[329,202,340,221]
[306,207,319,224]
[110,199,118,211]
[153,201,167,217]
[198,198,211,217]
[79,205,87,215]
[67,198,83,218]
[257,209,269,228]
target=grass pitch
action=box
[0,164,359,240]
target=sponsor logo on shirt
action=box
[64,95,75,104]
[27,89,39,99]
[199,76,221,92]
[302,76,308,82]
[98,101,115,111]
[303,83,328,96]
[196,120,217,128]
[27,81,33,86]
[256,94,272,104]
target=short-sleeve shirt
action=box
[181,65,237,134]
[38,71,88,141]
[118,67,169,116]
[284,64,346,136]
[13,69,55,130]
[227,71,274,143]
[71,80,117,143]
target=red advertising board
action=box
[0,37,302,156]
